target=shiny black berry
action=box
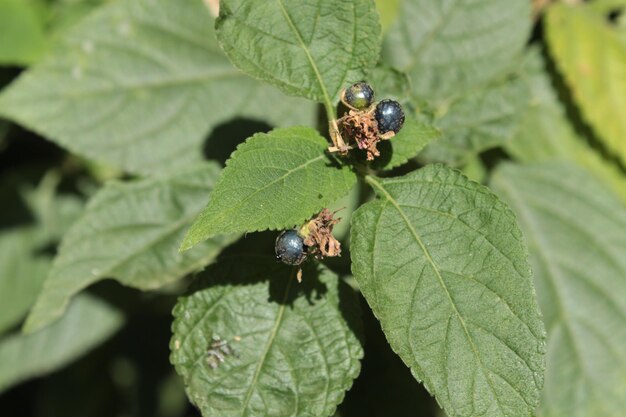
[342,82,375,110]
[375,99,405,134]
[275,230,307,265]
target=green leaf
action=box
[374,116,441,170]
[383,0,531,103]
[381,0,531,165]
[0,0,46,66]
[0,229,49,335]
[47,0,111,34]
[215,0,381,112]
[0,174,84,335]
[24,162,237,333]
[20,171,85,242]
[491,162,626,417]
[366,65,411,102]
[375,0,400,33]
[351,165,546,417]
[0,294,123,393]
[421,74,528,165]
[170,258,363,417]
[506,49,626,204]
[546,3,626,166]
[181,127,357,250]
[0,0,315,175]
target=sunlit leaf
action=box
[546,3,626,166]
[216,0,381,110]
[351,164,545,417]
[506,48,626,203]
[181,127,357,250]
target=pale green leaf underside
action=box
[0,294,123,393]
[506,48,626,204]
[0,0,315,175]
[25,163,237,333]
[421,75,528,165]
[546,4,626,167]
[216,0,381,107]
[0,228,49,335]
[351,164,545,417]
[181,127,357,250]
[492,163,626,417]
[170,258,363,417]
[383,0,531,102]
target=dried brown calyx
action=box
[301,208,342,259]
[338,109,381,161]
[332,108,397,161]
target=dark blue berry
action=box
[275,230,307,265]
[375,99,405,134]
[343,82,375,110]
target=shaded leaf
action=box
[24,162,236,333]
[0,294,123,393]
[0,229,49,335]
[0,173,84,334]
[170,258,363,417]
[546,3,626,166]
[491,162,626,417]
[351,165,545,417]
[215,0,381,109]
[506,48,626,203]
[0,0,315,175]
[181,127,357,250]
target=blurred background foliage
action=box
[0,0,625,416]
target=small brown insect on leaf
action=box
[206,336,238,369]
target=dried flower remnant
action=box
[338,108,382,161]
[302,208,342,258]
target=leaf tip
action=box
[178,236,195,253]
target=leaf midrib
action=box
[365,175,507,415]
[275,0,335,116]
[240,269,295,415]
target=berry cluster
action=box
[330,82,405,160]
